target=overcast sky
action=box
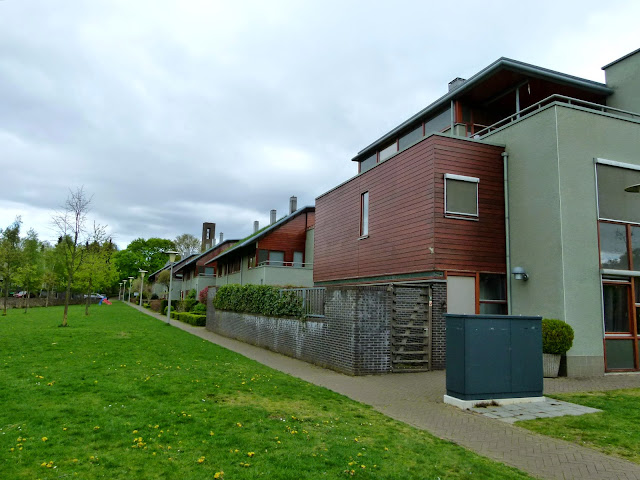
[1,0,639,249]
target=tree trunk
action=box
[62,283,71,327]
[45,287,50,308]
[2,289,7,316]
[85,277,92,316]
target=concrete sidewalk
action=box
[128,302,640,479]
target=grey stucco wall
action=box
[485,102,640,376]
[604,50,640,114]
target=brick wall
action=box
[206,283,446,375]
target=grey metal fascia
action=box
[352,57,612,162]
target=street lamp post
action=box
[164,251,179,324]
[118,282,123,301]
[139,269,148,307]
[122,279,128,301]
[128,276,134,303]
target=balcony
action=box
[473,95,640,138]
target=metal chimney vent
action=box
[254,221,259,233]
[219,232,223,244]
[448,77,466,91]
[270,209,277,224]
[289,196,298,214]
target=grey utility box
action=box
[445,314,543,400]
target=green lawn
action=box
[0,303,532,479]
[518,390,640,464]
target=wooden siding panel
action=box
[315,135,506,284]
[258,212,312,264]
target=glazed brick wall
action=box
[206,284,446,375]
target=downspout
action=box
[502,151,512,313]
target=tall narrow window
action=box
[444,174,479,218]
[360,191,369,237]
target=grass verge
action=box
[0,303,532,479]
[518,390,640,463]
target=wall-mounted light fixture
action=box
[511,266,528,281]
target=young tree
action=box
[0,217,22,316]
[41,243,61,307]
[15,229,44,312]
[76,224,116,316]
[52,187,92,327]
[156,269,171,298]
[174,233,201,257]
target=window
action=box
[204,267,214,276]
[596,162,640,223]
[257,249,268,265]
[293,251,304,267]
[269,251,284,266]
[360,154,377,174]
[206,228,210,240]
[598,220,640,371]
[444,174,479,217]
[379,142,397,162]
[360,192,369,237]
[399,125,423,150]
[479,274,507,314]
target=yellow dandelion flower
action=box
[209,431,215,436]
[133,430,138,434]
[247,452,255,457]
[62,427,67,431]
[236,423,242,427]
[93,426,100,430]
[41,437,48,442]
[354,437,359,442]
[214,472,224,479]
[197,456,205,464]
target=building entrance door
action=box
[447,275,476,314]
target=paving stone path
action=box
[130,303,640,479]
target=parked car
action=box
[14,291,35,298]
[84,293,105,299]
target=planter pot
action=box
[543,353,561,378]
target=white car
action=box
[84,293,105,299]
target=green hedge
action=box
[213,284,304,318]
[170,311,206,326]
[542,318,574,354]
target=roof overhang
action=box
[352,57,612,163]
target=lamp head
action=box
[511,266,528,281]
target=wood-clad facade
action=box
[257,211,315,265]
[314,134,506,285]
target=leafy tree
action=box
[174,233,201,257]
[0,217,22,316]
[52,187,92,327]
[15,229,43,312]
[41,243,62,307]
[114,237,175,279]
[76,224,117,316]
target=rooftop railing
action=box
[473,94,640,138]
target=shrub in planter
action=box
[191,302,206,314]
[198,286,209,304]
[541,318,574,377]
[151,293,159,300]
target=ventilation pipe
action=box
[270,209,276,224]
[448,77,466,91]
[289,196,298,214]
[254,221,259,233]
[219,232,223,244]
